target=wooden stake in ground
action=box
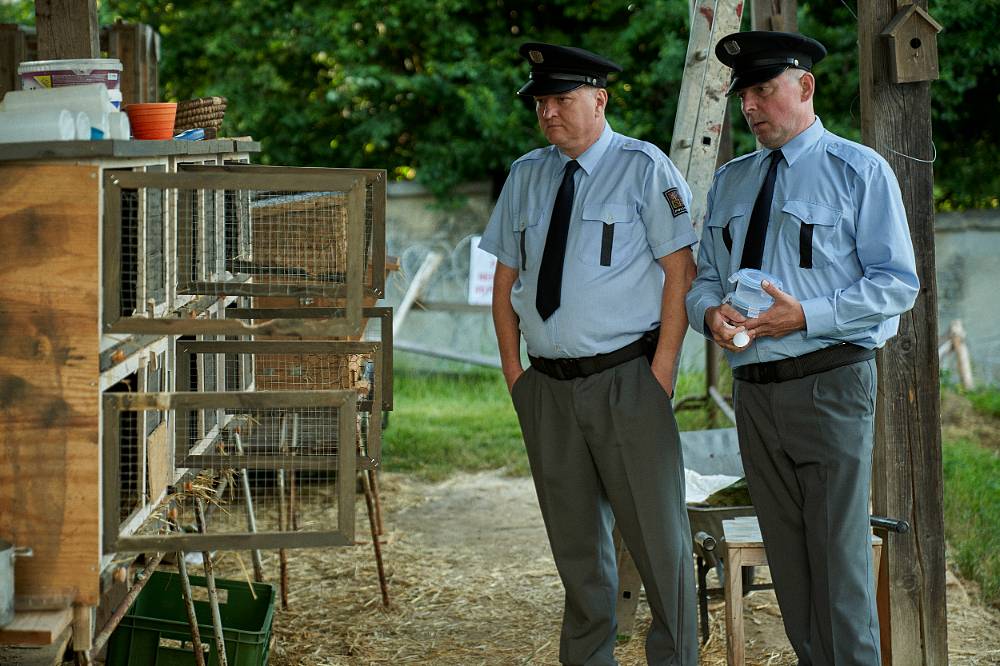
[368,468,384,536]
[177,550,206,666]
[948,320,975,390]
[195,499,229,666]
[277,414,290,610]
[362,462,390,608]
[233,429,265,582]
[290,413,300,531]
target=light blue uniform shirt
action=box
[480,122,698,359]
[686,117,919,367]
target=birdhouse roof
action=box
[881,4,944,37]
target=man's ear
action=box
[800,72,816,103]
[595,88,608,116]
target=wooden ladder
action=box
[614,0,744,639]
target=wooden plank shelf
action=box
[0,608,73,647]
[0,138,260,162]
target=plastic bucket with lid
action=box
[17,58,122,91]
[727,268,783,317]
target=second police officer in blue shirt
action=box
[686,31,920,665]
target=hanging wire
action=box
[884,140,938,164]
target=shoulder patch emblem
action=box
[663,188,688,217]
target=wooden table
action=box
[722,516,882,666]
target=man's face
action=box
[737,69,814,149]
[534,86,606,156]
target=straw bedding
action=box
[203,472,998,666]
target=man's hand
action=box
[705,302,753,352]
[649,356,675,398]
[744,280,806,339]
[504,366,525,394]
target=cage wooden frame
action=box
[180,164,387,301]
[174,338,385,467]
[102,390,356,554]
[102,168,368,337]
[225,306,394,411]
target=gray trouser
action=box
[733,359,881,666]
[510,356,697,666]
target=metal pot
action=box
[0,539,33,628]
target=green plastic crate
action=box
[106,570,276,666]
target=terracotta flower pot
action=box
[125,102,177,140]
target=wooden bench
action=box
[722,516,882,666]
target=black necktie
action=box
[536,160,581,320]
[740,149,783,270]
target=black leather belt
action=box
[732,343,875,384]
[529,329,658,381]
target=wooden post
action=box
[0,24,29,98]
[859,1,948,664]
[948,320,974,390]
[108,21,140,107]
[750,0,798,32]
[34,0,98,60]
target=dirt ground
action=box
[263,470,1000,665]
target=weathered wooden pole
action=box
[859,2,948,664]
[751,0,798,32]
[34,0,99,59]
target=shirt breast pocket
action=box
[512,209,544,271]
[780,200,845,269]
[576,202,639,267]
[707,205,747,258]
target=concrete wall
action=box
[382,186,1000,386]
[935,211,1000,385]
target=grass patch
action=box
[966,386,1000,420]
[383,367,529,481]
[943,436,1000,608]
[382,353,733,481]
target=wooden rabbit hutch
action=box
[0,140,390,660]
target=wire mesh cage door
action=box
[101,168,369,337]
[106,165,170,322]
[175,339,384,468]
[224,306,394,413]
[180,164,387,303]
[103,390,356,554]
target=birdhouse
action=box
[881,4,943,83]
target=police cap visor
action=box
[517,42,622,97]
[715,31,826,96]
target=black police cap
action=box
[516,42,623,97]
[715,31,827,96]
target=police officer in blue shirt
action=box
[479,43,698,665]
[685,32,919,665]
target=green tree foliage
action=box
[1,0,996,208]
[89,0,693,198]
[798,1,1000,210]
